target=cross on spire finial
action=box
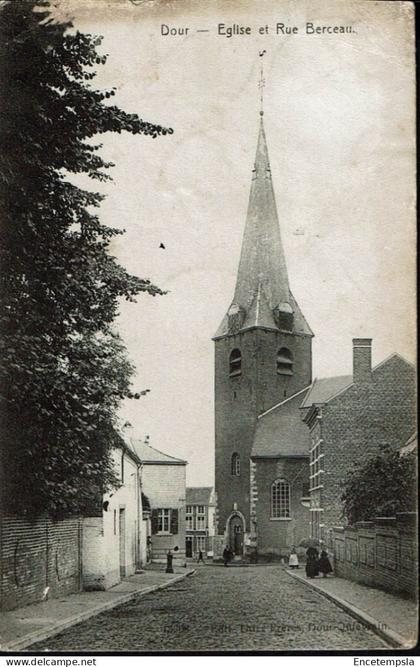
[258,50,266,116]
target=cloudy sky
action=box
[57,0,415,486]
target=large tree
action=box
[0,0,171,515]
[341,446,417,524]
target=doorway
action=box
[186,536,193,558]
[228,514,244,556]
[119,508,126,578]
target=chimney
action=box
[352,338,372,383]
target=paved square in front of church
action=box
[32,565,388,652]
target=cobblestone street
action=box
[32,566,389,652]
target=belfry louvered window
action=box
[277,348,293,375]
[229,348,242,377]
[271,479,291,518]
[231,452,240,476]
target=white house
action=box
[82,435,146,590]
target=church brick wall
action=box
[215,331,259,535]
[329,514,417,598]
[313,355,416,537]
[215,329,312,538]
[253,457,310,556]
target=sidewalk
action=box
[286,568,418,649]
[0,566,195,652]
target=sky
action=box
[55,0,415,487]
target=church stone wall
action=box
[253,457,310,557]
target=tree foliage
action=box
[341,446,417,524]
[0,0,171,516]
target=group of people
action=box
[288,544,333,578]
[305,545,333,579]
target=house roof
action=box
[301,352,414,411]
[186,487,215,505]
[300,375,353,408]
[252,388,311,458]
[129,436,187,466]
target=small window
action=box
[158,508,171,533]
[271,479,291,518]
[277,348,293,375]
[186,506,193,530]
[196,506,206,530]
[229,348,242,377]
[231,452,240,476]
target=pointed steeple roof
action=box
[234,116,290,312]
[214,115,312,340]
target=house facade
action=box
[213,112,313,558]
[185,487,216,558]
[82,437,145,590]
[130,436,187,564]
[301,339,417,540]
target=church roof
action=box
[186,487,215,505]
[129,436,187,466]
[251,387,311,458]
[234,118,290,311]
[300,375,353,408]
[214,116,312,339]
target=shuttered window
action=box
[277,348,293,375]
[229,349,242,377]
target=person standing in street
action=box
[288,546,299,569]
[318,548,333,577]
[305,546,319,578]
[223,546,230,567]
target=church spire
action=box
[233,114,290,313]
[213,64,312,339]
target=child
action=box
[288,546,299,569]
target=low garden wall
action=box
[328,512,417,598]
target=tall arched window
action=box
[231,452,240,476]
[229,348,242,377]
[277,348,293,375]
[271,479,291,518]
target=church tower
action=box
[213,110,313,554]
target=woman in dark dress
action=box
[305,546,319,578]
[318,549,333,577]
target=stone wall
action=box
[329,513,417,598]
[0,514,81,611]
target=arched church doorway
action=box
[228,513,245,556]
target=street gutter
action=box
[286,569,410,649]
[3,569,196,652]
